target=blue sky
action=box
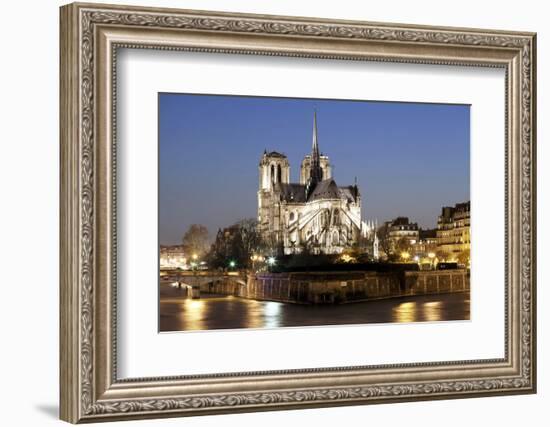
[159,93,470,245]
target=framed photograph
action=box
[60,2,537,423]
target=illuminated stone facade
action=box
[387,217,420,248]
[159,245,186,269]
[436,201,471,259]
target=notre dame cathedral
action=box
[258,111,378,256]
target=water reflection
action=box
[181,299,207,331]
[244,299,265,329]
[392,302,418,323]
[159,284,470,332]
[423,301,443,322]
[263,302,282,329]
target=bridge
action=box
[161,270,248,299]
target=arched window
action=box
[289,212,295,222]
[270,164,275,184]
[277,164,282,183]
[333,231,339,246]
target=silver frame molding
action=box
[60,2,537,423]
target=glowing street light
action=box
[192,253,198,261]
[229,260,236,269]
[267,257,276,266]
[340,254,355,263]
[401,252,410,261]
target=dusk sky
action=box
[159,93,470,245]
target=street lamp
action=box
[401,252,410,261]
[229,260,236,269]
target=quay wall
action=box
[199,280,242,296]
[238,270,469,304]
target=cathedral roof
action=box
[274,180,360,203]
[309,179,340,201]
[274,183,307,203]
[264,151,286,158]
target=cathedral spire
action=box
[310,110,323,184]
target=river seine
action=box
[160,284,470,332]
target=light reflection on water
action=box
[263,302,282,329]
[181,299,207,331]
[160,286,470,332]
[423,301,443,322]
[244,299,264,329]
[391,300,453,323]
[392,301,418,323]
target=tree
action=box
[376,223,392,259]
[206,219,265,270]
[206,228,231,270]
[182,224,209,258]
[234,218,263,264]
[376,224,414,261]
[394,237,412,257]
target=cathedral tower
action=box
[258,151,290,244]
[258,151,290,192]
[300,156,331,184]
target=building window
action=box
[270,164,275,184]
[277,164,282,183]
[289,212,295,222]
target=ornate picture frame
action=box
[60,2,536,423]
